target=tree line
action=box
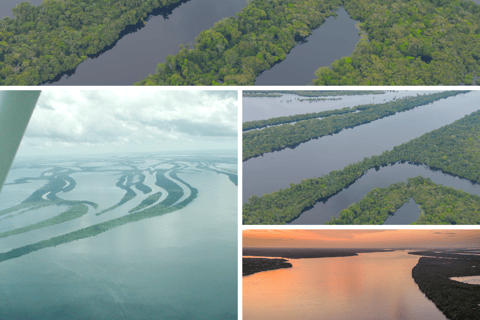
[243,91,467,160]
[0,0,183,85]
[137,0,480,85]
[327,176,480,225]
[243,105,480,225]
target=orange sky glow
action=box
[243,229,480,248]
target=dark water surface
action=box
[243,91,480,203]
[243,251,447,320]
[383,198,422,225]
[41,0,246,85]
[0,0,43,19]
[254,7,361,85]
[288,163,480,224]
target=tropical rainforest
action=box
[327,176,480,224]
[0,0,183,85]
[410,254,480,320]
[243,102,480,225]
[243,91,466,160]
[4,0,480,85]
[136,0,480,85]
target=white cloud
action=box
[20,89,238,156]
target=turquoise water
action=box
[0,155,238,319]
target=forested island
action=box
[243,257,292,276]
[136,0,480,85]
[243,91,466,160]
[4,0,480,85]
[243,105,480,225]
[327,176,480,224]
[409,251,480,320]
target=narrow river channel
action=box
[243,91,480,203]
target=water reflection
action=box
[383,198,421,225]
[244,91,480,202]
[42,0,247,85]
[243,251,446,320]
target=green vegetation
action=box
[130,191,162,213]
[0,203,89,239]
[314,0,480,85]
[137,0,480,85]
[243,91,466,160]
[327,177,480,224]
[243,107,480,224]
[243,90,385,97]
[411,256,480,320]
[0,0,183,85]
[136,0,343,85]
[243,102,378,131]
[0,185,198,264]
[97,173,137,215]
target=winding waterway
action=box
[243,91,480,204]
[41,0,247,85]
[243,251,447,320]
[254,7,360,85]
[0,156,238,319]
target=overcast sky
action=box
[243,230,480,249]
[16,89,238,157]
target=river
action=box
[254,7,360,85]
[41,0,247,85]
[243,251,447,320]
[243,91,480,205]
[0,155,238,319]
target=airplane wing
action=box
[0,91,41,193]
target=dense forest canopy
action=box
[243,104,480,225]
[243,91,465,160]
[0,0,182,85]
[137,0,480,85]
[327,177,480,225]
[3,0,480,85]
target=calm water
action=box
[243,91,480,203]
[383,198,421,225]
[254,7,360,85]
[0,0,43,19]
[243,91,436,122]
[289,163,480,224]
[0,157,237,319]
[42,0,247,85]
[243,251,447,320]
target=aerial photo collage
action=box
[1,0,480,319]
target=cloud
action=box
[21,90,238,154]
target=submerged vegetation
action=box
[0,156,236,263]
[243,90,385,97]
[327,177,480,225]
[243,106,480,224]
[243,91,466,160]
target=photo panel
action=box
[242,229,480,320]
[0,89,239,319]
[242,89,480,226]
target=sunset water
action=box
[243,251,446,319]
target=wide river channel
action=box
[243,251,447,320]
[243,91,480,224]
